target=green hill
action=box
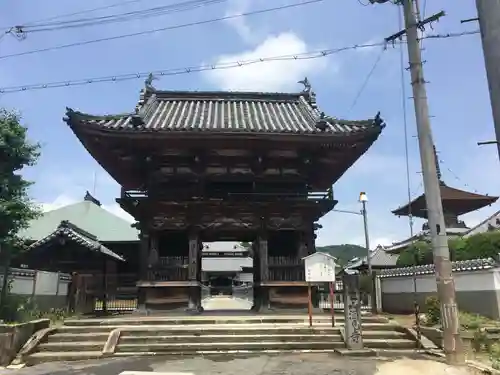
[316,244,367,265]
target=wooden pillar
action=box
[139,230,150,280]
[187,229,201,312]
[252,241,260,310]
[258,231,269,310]
[148,232,159,268]
[138,230,150,310]
[298,231,309,260]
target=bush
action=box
[425,296,441,326]
[490,343,500,370]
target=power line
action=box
[0,42,386,94]
[0,0,148,29]
[0,0,322,61]
[14,0,229,34]
[0,31,479,95]
[437,157,480,194]
[347,45,387,113]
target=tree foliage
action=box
[396,231,500,267]
[0,109,40,244]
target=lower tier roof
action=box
[391,183,498,218]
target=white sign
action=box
[303,252,337,283]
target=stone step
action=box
[119,334,344,344]
[48,332,110,342]
[36,341,106,352]
[63,315,387,326]
[363,339,417,349]
[362,331,409,339]
[119,325,342,336]
[116,341,345,353]
[56,322,399,334]
[25,351,103,366]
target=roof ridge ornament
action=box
[315,112,328,132]
[144,72,158,93]
[298,77,317,108]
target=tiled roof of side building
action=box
[26,220,125,262]
[64,89,385,136]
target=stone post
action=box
[343,273,363,350]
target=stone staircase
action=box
[20,315,419,365]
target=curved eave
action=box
[392,188,499,218]
[64,108,385,141]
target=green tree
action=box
[0,109,40,308]
[462,231,500,260]
[396,240,432,266]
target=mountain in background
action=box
[238,242,365,266]
[316,244,366,265]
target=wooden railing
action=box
[268,257,304,281]
[158,256,188,268]
[269,267,305,282]
[146,268,188,282]
[268,256,301,267]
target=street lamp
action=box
[358,192,372,277]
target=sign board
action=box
[303,252,337,283]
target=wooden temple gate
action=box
[62,80,385,314]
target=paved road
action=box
[3,353,473,375]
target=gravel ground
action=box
[0,353,476,375]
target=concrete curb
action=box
[103,329,121,356]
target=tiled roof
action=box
[64,90,385,135]
[378,257,498,278]
[463,209,500,238]
[26,220,125,262]
[346,247,398,269]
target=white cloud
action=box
[224,0,254,44]
[40,194,135,223]
[205,32,329,92]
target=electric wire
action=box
[347,45,387,113]
[0,0,148,29]
[0,31,479,95]
[15,0,230,34]
[0,0,322,61]
[437,157,480,194]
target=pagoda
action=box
[385,146,498,254]
[63,76,385,312]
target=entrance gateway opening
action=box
[201,241,253,311]
[63,79,385,314]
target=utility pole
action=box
[476,0,500,162]
[369,0,464,364]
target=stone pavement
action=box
[201,296,253,311]
[0,353,476,375]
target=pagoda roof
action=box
[391,183,498,218]
[26,220,125,262]
[64,89,385,137]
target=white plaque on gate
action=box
[302,252,337,283]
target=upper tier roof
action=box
[64,88,385,136]
[391,183,498,219]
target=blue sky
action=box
[0,0,497,247]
